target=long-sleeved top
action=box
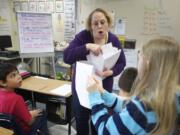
[0,89,32,134]
[89,91,156,135]
[63,30,126,92]
[89,91,180,135]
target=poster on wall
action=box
[0,0,11,35]
[29,2,37,12]
[21,1,28,11]
[114,18,126,35]
[14,1,21,12]
[55,0,63,13]
[17,12,54,54]
[64,0,75,42]
[45,1,54,13]
[38,1,46,12]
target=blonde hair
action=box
[132,37,180,134]
[86,8,112,31]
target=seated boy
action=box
[118,67,137,99]
[0,62,49,135]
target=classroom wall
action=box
[77,0,180,48]
[2,0,179,50]
[0,0,16,50]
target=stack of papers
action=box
[75,43,121,108]
[87,43,121,71]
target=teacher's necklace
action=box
[94,32,108,46]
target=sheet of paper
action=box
[87,52,104,71]
[34,76,48,80]
[104,49,121,69]
[77,43,121,109]
[50,84,71,96]
[75,61,94,109]
[101,43,113,55]
[86,42,121,71]
[114,19,126,35]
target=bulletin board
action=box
[17,12,54,55]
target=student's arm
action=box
[89,92,154,135]
[14,96,43,126]
[87,76,126,112]
[14,96,32,126]
[101,90,127,112]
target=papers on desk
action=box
[34,76,48,80]
[76,43,121,109]
[50,84,71,96]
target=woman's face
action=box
[91,11,109,40]
[138,51,147,80]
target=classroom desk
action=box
[0,56,19,61]
[0,127,13,135]
[16,76,73,135]
[19,76,71,97]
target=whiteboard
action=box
[17,12,54,54]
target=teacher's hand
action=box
[96,68,113,78]
[86,43,102,56]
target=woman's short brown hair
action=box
[86,8,112,31]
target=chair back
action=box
[0,113,25,135]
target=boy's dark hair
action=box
[0,62,17,81]
[118,67,138,93]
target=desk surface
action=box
[20,76,71,97]
[0,127,13,135]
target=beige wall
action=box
[3,0,180,50]
[77,0,180,49]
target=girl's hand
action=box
[86,43,102,56]
[87,76,105,94]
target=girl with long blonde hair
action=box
[133,37,180,134]
[87,37,180,135]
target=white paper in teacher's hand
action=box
[87,42,121,71]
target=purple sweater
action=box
[63,30,126,92]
